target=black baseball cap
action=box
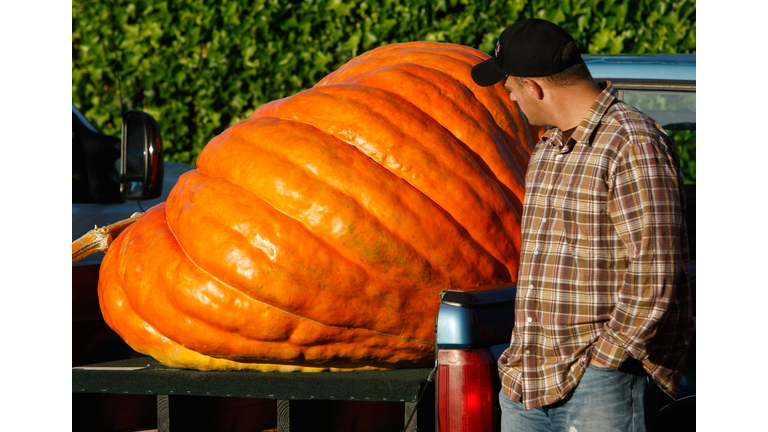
[471,19,582,86]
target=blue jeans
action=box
[500,364,650,432]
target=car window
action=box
[72,109,123,204]
[73,121,93,203]
[618,88,696,186]
[614,85,696,260]
[622,89,695,130]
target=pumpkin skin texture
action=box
[316,43,535,161]
[334,63,526,214]
[98,42,534,371]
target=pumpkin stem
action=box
[72,212,144,263]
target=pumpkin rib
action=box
[252,84,521,276]
[164,232,437,347]
[178,125,504,340]
[314,48,533,172]
[317,45,486,87]
[193,117,506,289]
[104,205,434,367]
[166,216,436,347]
[100,239,423,371]
[336,63,526,214]
[251,90,522,278]
[199,117,508,276]
[318,50,480,87]
[168,174,440,342]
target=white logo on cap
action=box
[495,41,501,57]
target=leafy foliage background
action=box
[72,0,696,167]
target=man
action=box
[471,19,693,431]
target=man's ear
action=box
[523,78,544,100]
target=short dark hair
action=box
[511,41,593,88]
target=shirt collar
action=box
[541,81,617,152]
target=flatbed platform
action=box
[73,356,436,431]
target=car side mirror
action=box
[120,110,164,200]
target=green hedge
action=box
[72,0,696,166]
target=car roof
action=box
[584,54,695,82]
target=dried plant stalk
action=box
[72,212,144,263]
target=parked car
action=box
[587,53,696,429]
[72,105,195,365]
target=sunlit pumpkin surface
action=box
[98,41,536,371]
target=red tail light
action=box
[437,348,498,432]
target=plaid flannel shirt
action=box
[498,82,694,410]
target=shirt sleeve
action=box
[591,136,687,369]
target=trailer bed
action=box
[73,356,435,431]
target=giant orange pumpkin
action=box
[98,42,536,371]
